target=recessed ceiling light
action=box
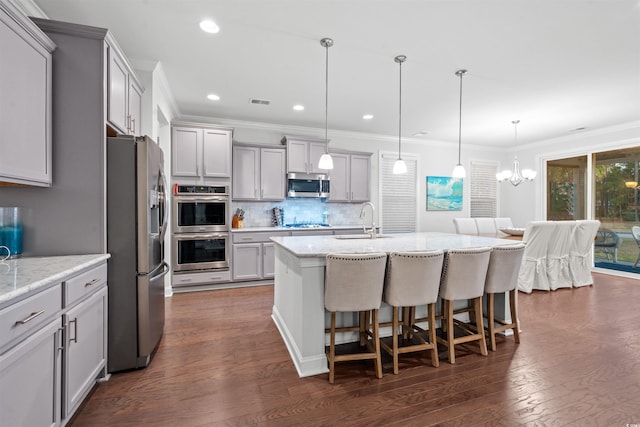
[293,105,305,111]
[199,19,220,34]
[207,94,220,101]
[362,114,373,120]
[413,131,429,136]
[569,126,587,132]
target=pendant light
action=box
[393,55,408,174]
[451,69,467,178]
[496,120,537,186]
[317,37,334,170]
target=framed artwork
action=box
[426,176,463,211]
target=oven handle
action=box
[173,196,229,202]
[175,233,229,240]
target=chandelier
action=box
[496,120,536,186]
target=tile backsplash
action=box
[231,199,363,227]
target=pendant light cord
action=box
[398,58,402,160]
[457,71,463,164]
[324,41,329,151]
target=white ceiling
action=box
[28,0,640,148]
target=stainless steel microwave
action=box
[287,172,330,198]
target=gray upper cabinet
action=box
[107,41,143,135]
[232,145,285,201]
[0,0,55,187]
[172,124,232,180]
[328,151,371,202]
[282,136,327,174]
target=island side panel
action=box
[272,246,328,377]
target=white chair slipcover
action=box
[568,220,601,287]
[518,221,556,293]
[475,218,497,235]
[546,221,574,290]
[453,218,478,235]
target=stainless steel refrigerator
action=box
[107,135,169,372]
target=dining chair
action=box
[484,243,525,351]
[475,218,497,235]
[437,247,491,364]
[381,250,444,374]
[453,218,478,235]
[568,220,601,286]
[518,221,556,293]
[546,221,574,290]
[324,252,387,384]
[494,217,514,229]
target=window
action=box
[379,152,417,233]
[470,161,498,218]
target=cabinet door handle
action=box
[85,278,100,287]
[69,318,78,344]
[131,117,136,134]
[15,310,45,325]
[261,188,264,198]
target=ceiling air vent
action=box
[249,98,270,106]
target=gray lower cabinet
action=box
[0,261,107,427]
[0,316,62,427]
[62,285,107,420]
[232,231,289,281]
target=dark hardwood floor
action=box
[69,273,640,426]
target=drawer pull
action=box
[210,276,221,280]
[85,278,100,287]
[179,278,193,282]
[242,237,254,241]
[15,310,45,325]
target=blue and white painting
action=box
[426,176,463,211]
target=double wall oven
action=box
[172,185,229,272]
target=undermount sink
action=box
[333,234,392,240]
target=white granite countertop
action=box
[231,225,366,233]
[270,232,521,258]
[0,254,111,308]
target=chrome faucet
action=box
[359,202,377,239]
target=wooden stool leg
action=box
[428,303,439,368]
[329,312,336,384]
[392,306,399,374]
[359,311,366,346]
[487,293,496,351]
[372,309,383,379]
[446,299,455,364]
[474,297,488,356]
[509,289,520,344]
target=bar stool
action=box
[437,247,491,364]
[324,252,387,384]
[381,250,444,374]
[484,244,525,351]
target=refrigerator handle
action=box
[159,168,169,241]
[149,261,171,278]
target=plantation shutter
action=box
[380,152,417,233]
[470,161,498,218]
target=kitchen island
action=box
[270,232,520,377]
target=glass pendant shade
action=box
[318,153,334,170]
[452,164,466,178]
[393,159,407,174]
